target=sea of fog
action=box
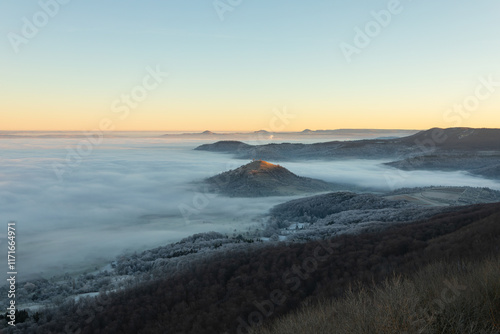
[1,131,499,280]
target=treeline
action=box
[4,202,500,333]
[270,191,416,222]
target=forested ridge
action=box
[4,202,500,333]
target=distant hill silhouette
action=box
[195,128,500,178]
[196,128,500,155]
[195,140,251,152]
[397,127,500,150]
[205,160,336,197]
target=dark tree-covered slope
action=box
[15,202,500,334]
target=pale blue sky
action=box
[1,0,499,130]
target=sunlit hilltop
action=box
[205,160,337,197]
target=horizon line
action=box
[2,127,493,133]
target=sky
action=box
[1,0,499,131]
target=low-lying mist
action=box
[0,137,294,279]
[1,134,499,280]
[282,160,500,192]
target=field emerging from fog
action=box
[1,131,499,279]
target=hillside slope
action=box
[15,202,500,334]
[205,160,337,197]
[252,255,500,334]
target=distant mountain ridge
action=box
[396,127,500,150]
[205,160,337,197]
[195,128,500,179]
[196,128,500,155]
[195,141,251,152]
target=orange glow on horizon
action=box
[2,100,499,132]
